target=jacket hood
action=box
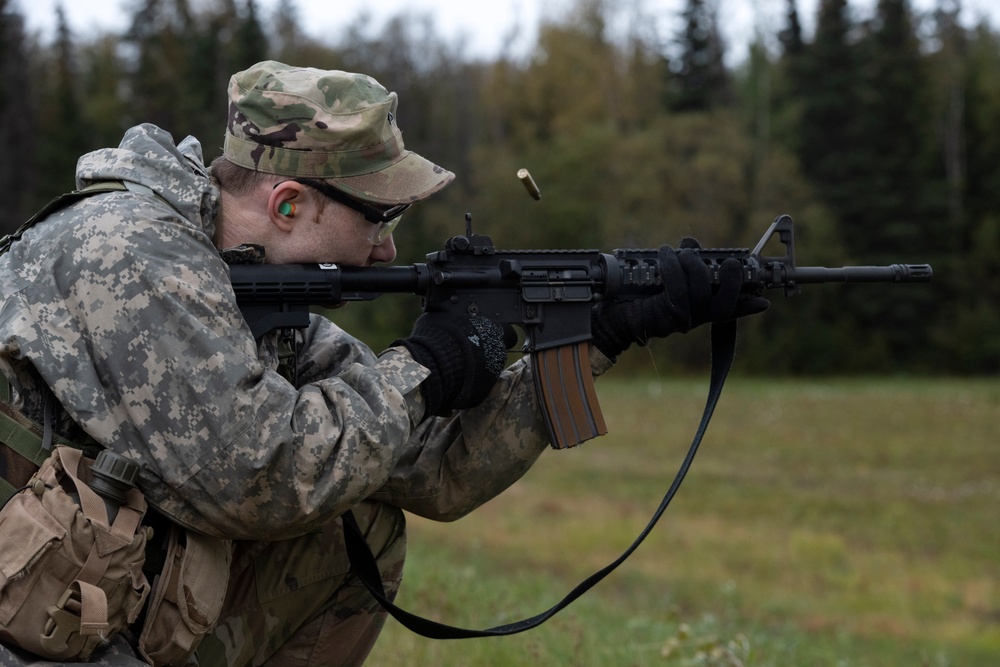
[75,123,219,237]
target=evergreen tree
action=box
[123,0,266,152]
[0,0,34,232]
[943,20,1000,371]
[231,0,269,69]
[123,0,200,135]
[962,23,1000,235]
[80,36,130,146]
[930,0,967,233]
[854,0,941,258]
[770,0,807,151]
[779,0,805,58]
[832,0,941,369]
[271,0,300,61]
[794,0,865,231]
[186,0,243,151]
[33,6,92,206]
[668,0,731,111]
[269,0,330,65]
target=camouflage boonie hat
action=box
[224,60,454,205]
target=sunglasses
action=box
[292,178,409,244]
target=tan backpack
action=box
[0,445,151,661]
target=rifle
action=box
[230,211,932,639]
[230,213,932,449]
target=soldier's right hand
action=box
[394,313,515,414]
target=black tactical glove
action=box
[591,237,770,359]
[395,313,515,414]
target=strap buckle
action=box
[40,588,83,655]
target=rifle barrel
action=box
[786,263,933,285]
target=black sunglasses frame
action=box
[291,178,410,224]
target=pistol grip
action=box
[532,343,608,449]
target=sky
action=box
[13,0,1000,63]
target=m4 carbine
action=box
[230,214,932,449]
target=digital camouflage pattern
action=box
[225,60,455,205]
[0,119,614,665]
[0,635,150,666]
[0,123,431,541]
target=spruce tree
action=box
[668,0,730,111]
[779,0,805,58]
[854,0,939,259]
[231,0,269,70]
[0,0,33,232]
[794,0,864,231]
[34,6,92,206]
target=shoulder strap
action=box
[0,185,123,501]
[0,180,184,258]
[0,180,170,503]
[0,182,128,256]
[344,320,740,639]
[0,374,91,504]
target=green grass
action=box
[366,377,1000,665]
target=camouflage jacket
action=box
[0,124,612,540]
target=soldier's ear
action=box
[268,181,305,232]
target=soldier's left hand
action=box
[590,237,769,359]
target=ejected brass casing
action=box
[517,168,541,200]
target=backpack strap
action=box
[0,374,94,504]
[0,181,129,256]
[0,181,144,503]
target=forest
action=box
[1,0,998,374]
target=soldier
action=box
[0,61,764,666]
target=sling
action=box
[343,319,739,638]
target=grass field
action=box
[366,376,999,666]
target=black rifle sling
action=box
[342,318,739,639]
